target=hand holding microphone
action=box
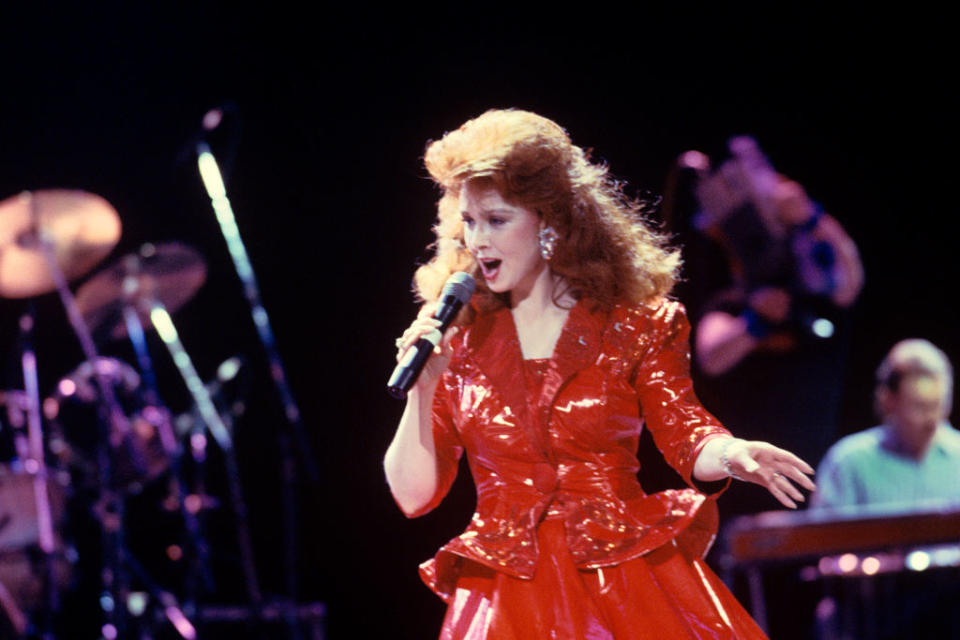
[387,272,475,399]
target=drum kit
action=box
[0,188,259,638]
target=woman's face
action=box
[459,180,546,301]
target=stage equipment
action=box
[722,501,960,639]
[0,188,123,638]
[75,241,207,343]
[0,189,202,638]
[0,190,121,299]
[44,357,172,494]
[74,241,264,635]
[194,134,320,637]
[0,410,70,638]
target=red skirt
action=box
[439,519,767,639]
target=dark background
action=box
[1,5,957,638]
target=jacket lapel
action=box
[463,299,607,437]
[464,305,531,430]
[550,299,605,390]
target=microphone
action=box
[387,272,475,399]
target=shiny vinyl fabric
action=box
[406,298,762,638]
[439,519,767,639]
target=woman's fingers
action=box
[778,463,817,492]
[771,471,806,504]
[393,305,460,390]
[396,317,443,361]
[767,480,798,510]
[735,441,817,509]
[754,443,814,473]
[773,449,815,475]
[737,453,804,503]
[394,301,443,359]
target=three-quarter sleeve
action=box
[633,302,731,487]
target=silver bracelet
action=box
[720,438,745,481]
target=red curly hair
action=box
[414,109,680,314]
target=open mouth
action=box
[478,258,501,280]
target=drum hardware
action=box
[72,244,214,614]
[0,311,75,640]
[0,464,70,627]
[171,354,249,509]
[1,391,33,470]
[0,189,202,638]
[73,241,209,481]
[144,300,261,605]
[0,189,124,638]
[0,190,121,300]
[3,189,137,639]
[74,241,207,346]
[0,121,327,637]
[76,241,264,626]
[44,357,172,495]
[0,579,28,638]
[161,354,249,601]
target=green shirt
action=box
[813,423,960,508]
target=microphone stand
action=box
[196,140,318,638]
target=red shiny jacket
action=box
[412,298,730,600]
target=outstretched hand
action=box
[721,439,817,509]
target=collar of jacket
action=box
[459,297,607,433]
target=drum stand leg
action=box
[84,446,198,640]
[148,302,264,633]
[0,578,29,637]
[122,302,216,602]
[17,309,60,640]
[168,431,217,604]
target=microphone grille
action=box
[442,271,475,303]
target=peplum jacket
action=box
[409,297,732,601]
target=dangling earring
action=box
[539,226,559,260]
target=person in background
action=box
[661,138,864,517]
[813,338,960,508]
[682,137,864,379]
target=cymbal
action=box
[0,190,122,298]
[75,242,207,341]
